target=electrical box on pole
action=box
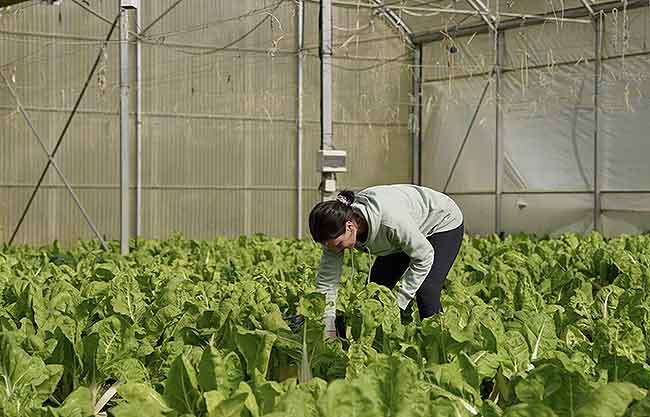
[120,0,138,9]
[318,150,347,193]
[318,150,347,173]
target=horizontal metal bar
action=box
[147,111,408,127]
[600,208,650,214]
[0,29,117,43]
[447,191,591,195]
[414,0,650,44]
[422,49,650,84]
[310,0,589,24]
[0,183,321,192]
[602,208,650,213]
[0,0,31,7]
[447,190,650,195]
[303,35,404,52]
[306,53,411,62]
[498,12,590,24]
[0,105,407,127]
[578,0,596,16]
[0,29,297,55]
[0,30,410,61]
[599,190,650,194]
[5,184,650,194]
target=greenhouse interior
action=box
[2,1,650,417]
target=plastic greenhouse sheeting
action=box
[420,14,650,237]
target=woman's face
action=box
[323,221,357,253]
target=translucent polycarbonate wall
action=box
[421,7,650,237]
[0,1,412,245]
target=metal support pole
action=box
[594,13,603,232]
[135,4,142,238]
[297,0,304,238]
[7,15,118,247]
[444,78,491,193]
[119,6,130,255]
[1,72,109,251]
[495,31,505,235]
[411,45,422,185]
[320,0,334,201]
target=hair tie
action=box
[336,195,351,206]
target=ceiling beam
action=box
[578,0,596,17]
[0,0,32,7]
[465,0,496,32]
[370,0,414,47]
[413,0,649,44]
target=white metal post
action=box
[119,5,130,255]
[594,13,603,232]
[411,45,422,185]
[136,3,143,238]
[495,31,505,235]
[320,0,334,201]
[297,0,304,238]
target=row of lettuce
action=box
[1,232,650,416]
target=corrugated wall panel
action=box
[0,187,51,243]
[1,0,412,245]
[52,187,120,243]
[147,189,247,240]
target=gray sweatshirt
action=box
[315,184,463,331]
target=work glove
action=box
[400,303,415,325]
[284,314,305,332]
[335,314,346,339]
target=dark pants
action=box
[369,223,464,318]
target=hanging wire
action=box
[334,21,375,32]
[172,2,286,56]
[521,44,529,97]
[328,53,410,71]
[142,1,283,40]
[0,41,54,70]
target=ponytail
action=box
[335,190,355,206]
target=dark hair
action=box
[308,190,360,242]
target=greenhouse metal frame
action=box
[1,0,649,251]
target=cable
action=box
[162,0,287,57]
[328,52,410,71]
[0,41,54,70]
[145,1,284,41]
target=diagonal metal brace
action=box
[1,71,109,251]
[465,0,496,32]
[579,0,596,17]
[6,14,118,248]
[443,76,492,193]
[371,1,415,47]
